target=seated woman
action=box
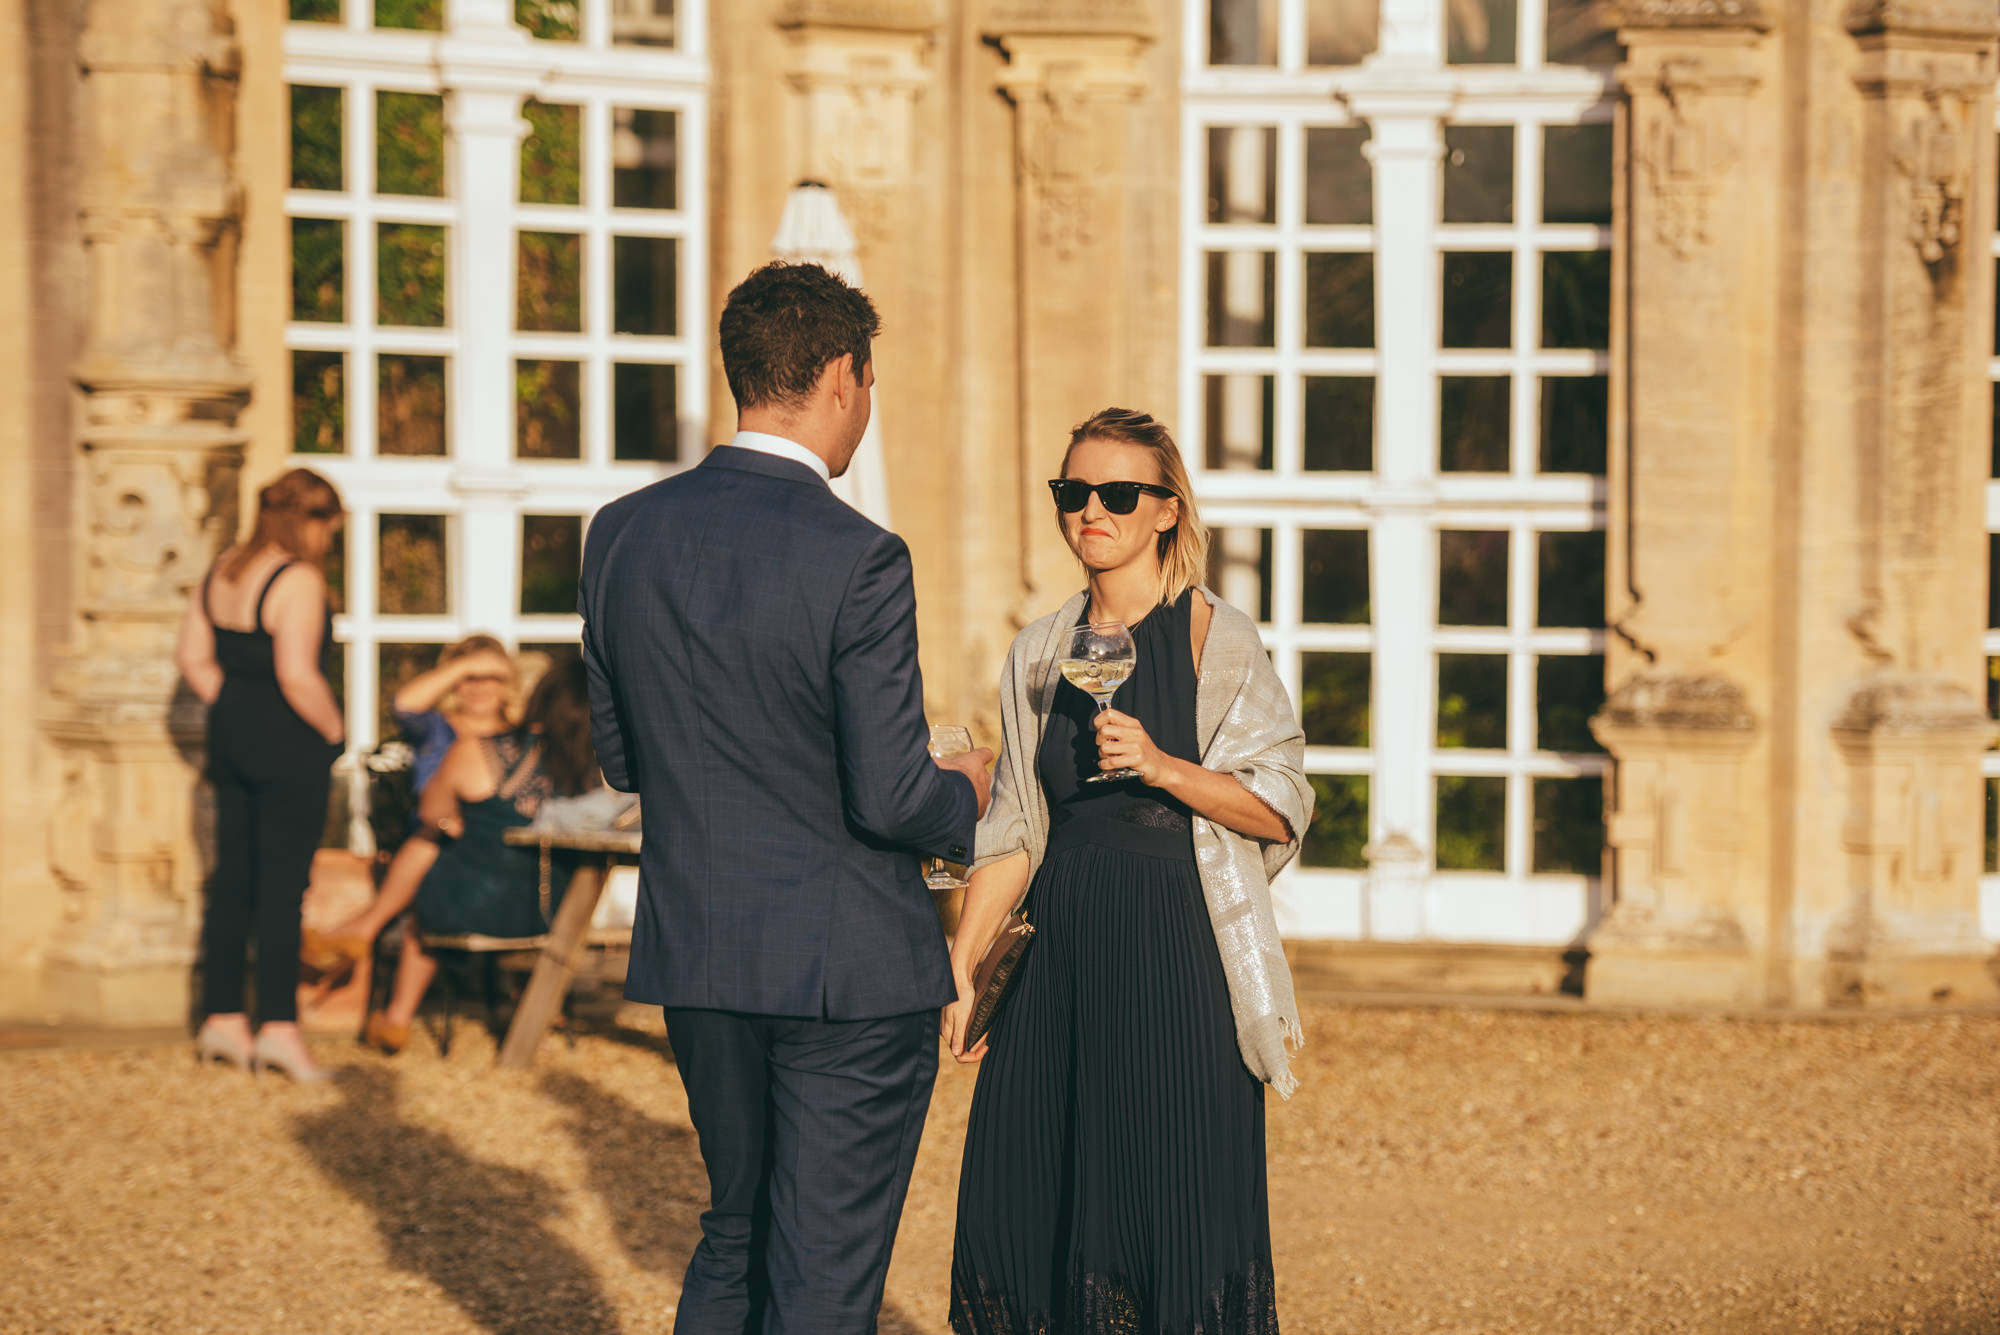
[362,655,599,1053]
[301,634,517,972]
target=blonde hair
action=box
[1060,408,1210,605]
[219,467,344,579]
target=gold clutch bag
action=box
[963,909,1035,1049]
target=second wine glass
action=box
[1058,621,1139,783]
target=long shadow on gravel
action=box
[293,1066,622,1335]
[542,1067,931,1335]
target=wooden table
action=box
[495,826,642,1069]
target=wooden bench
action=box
[490,827,642,1067]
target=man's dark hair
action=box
[719,262,882,411]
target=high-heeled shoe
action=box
[300,927,371,975]
[194,1022,252,1072]
[251,1032,333,1084]
[361,1012,410,1056]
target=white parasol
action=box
[768,181,893,527]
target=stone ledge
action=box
[1284,939,1584,1000]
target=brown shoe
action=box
[361,1013,410,1055]
[301,927,370,975]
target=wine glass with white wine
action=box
[925,725,974,888]
[1060,621,1140,783]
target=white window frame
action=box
[1982,105,2000,940]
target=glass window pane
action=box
[1304,377,1374,472]
[1532,777,1604,874]
[1989,534,2000,627]
[325,525,347,615]
[1538,531,1605,628]
[1210,0,1277,64]
[613,236,678,336]
[1205,374,1274,471]
[377,355,447,457]
[522,515,583,615]
[378,514,449,615]
[1538,654,1606,753]
[1987,655,1999,724]
[1448,0,1517,63]
[375,91,444,198]
[614,363,680,463]
[1546,0,1622,64]
[378,642,443,740]
[291,218,345,322]
[1437,653,1507,749]
[517,0,580,39]
[1302,653,1371,747]
[1541,251,1611,349]
[613,108,679,210]
[1303,774,1370,868]
[1308,0,1379,64]
[292,351,345,455]
[290,86,343,192]
[374,0,441,28]
[612,0,676,46]
[1436,775,1506,870]
[1305,127,1372,225]
[1439,529,1509,626]
[1440,376,1510,472]
[291,0,341,21]
[1443,125,1513,224]
[376,223,447,327]
[1208,126,1276,226]
[521,101,582,206]
[518,231,583,332]
[1539,377,1608,474]
[1206,251,1276,347]
[1304,252,1375,347]
[517,359,582,460]
[1988,778,1999,873]
[1543,124,1613,225]
[1207,527,1273,622]
[1303,529,1370,624]
[1442,251,1512,349]
[1990,381,1999,478]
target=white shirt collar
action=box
[727,430,830,484]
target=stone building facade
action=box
[0,0,1994,1023]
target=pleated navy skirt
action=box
[949,811,1279,1335]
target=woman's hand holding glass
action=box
[1090,708,1170,787]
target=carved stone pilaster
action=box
[40,0,251,1023]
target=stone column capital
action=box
[1616,0,1773,32]
[1844,0,2000,40]
[777,0,943,32]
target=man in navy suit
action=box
[579,262,992,1333]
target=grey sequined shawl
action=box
[971,587,1312,1097]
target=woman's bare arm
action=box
[940,849,1032,1062]
[266,566,346,745]
[173,594,223,705]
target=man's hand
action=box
[935,746,995,819]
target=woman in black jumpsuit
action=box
[175,468,346,1081]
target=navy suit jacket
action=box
[578,446,974,1019]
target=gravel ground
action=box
[1,1003,1995,1335]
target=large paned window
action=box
[1984,122,2000,938]
[1186,0,1616,942]
[286,0,707,843]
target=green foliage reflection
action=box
[291,218,345,322]
[375,0,443,30]
[1531,777,1604,874]
[1303,775,1369,869]
[376,223,447,327]
[290,86,343,191]
[1435,775,1505,871]
[517,0,581,39]
[521,101,583,206]
[376,92,444,197]
[290,0,341,22]
[292,351,345,454]
[518,231,583,332]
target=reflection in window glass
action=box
[1208,528,1273,622]
[1437,654,1506,749]
[1443,125,1514,224]
[1302,653,1372,747]
[376,91,445,197]
[1304,775,1370,868]
[1989,535,2000,627]
[1205,252,1276,348]
[521,515,584,615]
[1990,381,1999,478]
[1207,126,1276,226]
[375,0,442,30]
[613,109,679,210]
[1988,778,1998,873]
[518,231,583,332]
[1545,0,1623,64]
[378,514,450,616]
[1305,127,1373,226]
[516,0,580,39]
[291,0,340,21]
[324,526,346,613]
[1539,377,1608,474]
[1537,531,1605,628]
[1440,377,1510,472]
[376,223,447,326]
[378,642,443,738]
[1541,251,1611,349]
[1532,777,1603,873]
[378,355,447,456]
[611,0,676,46]
[1209,0,1277,64]
[1986,655,1999,723]
[292,218,345,322]
[1543,124,1613,225]
[614,363,680,462]
[1308,0,1380,65]
[1304,253,1375,347]
[521,101,583,206]
[1205,375,1274,471]
[1303,529,1371,624]
[1436,775,1506,870]
[1303,377,1374,472]
[613,236,678,336]
[1537,654,1605,753]
[290,86,343,192]
[1442,252,1512,348]
[1447,0,1517,63]
[293,351,345,455]
[516,360,582,460]
[1439,530,1509,626]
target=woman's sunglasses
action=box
[1047,479,1176,515]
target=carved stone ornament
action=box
[1633,60,1742,260]
[777,0,941,30]
[1618,0,1772,30]
[1893,85,1970,265]
[1598,671,1757,732]
[987,0,1157,37]
[1831,672,1991,736]
[1844,0,2000,39]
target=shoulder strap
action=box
[252,559,298,629]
